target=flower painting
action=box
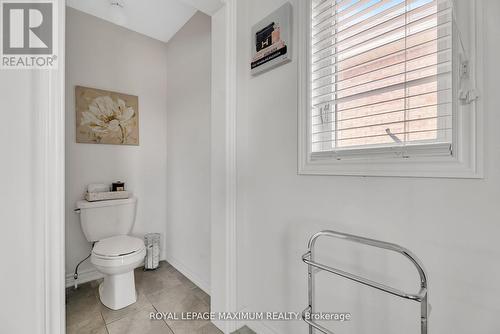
[75,86,139,145]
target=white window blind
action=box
[310,0,454,158]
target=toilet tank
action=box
[76,197,137,242]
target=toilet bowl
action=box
[76,197,145,310]
[91,235,146,310]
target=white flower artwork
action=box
[76,86,139,145]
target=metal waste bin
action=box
[144,233,160,270]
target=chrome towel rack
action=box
[302,230,429,334]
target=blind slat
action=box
[313,48,451,93]
[313,89,451,115]
[312,0,330,11]
[312,128,451,145]
[312,0,353,18]
[312,73,450,107]
[313,0,377,26]
[312,102,451,125]
[310,0,453,153]
[312,35,451,84]
[311,143,452,158]
[312,21,451,72]
[313,114,451,135]
[312,0,436,45]
[312,57,451,100]
[312,8,451,60]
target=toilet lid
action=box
[93,235,145,257]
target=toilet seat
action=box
[93,235,145,258]
[91,235,146,271]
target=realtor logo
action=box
[1,0,57,69]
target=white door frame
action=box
[224,0,238,330]
[38,1,66,333]
[43,1,238,334]
[210,0,239,332]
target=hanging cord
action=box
[73,242,96,290]
[449,0,479,103]
[450,0,468,60]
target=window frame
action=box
[298,0,483,178]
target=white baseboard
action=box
[65,267,104,288]
[65,256,210,297]
[164,255,211,294]
[64,259,148,288]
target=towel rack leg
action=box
[307,249,314,334]
[421,293,428,334]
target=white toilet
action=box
[76,197,146,310]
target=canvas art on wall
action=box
[251,2,292,75]
[75,86,139,145]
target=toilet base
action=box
[99,271,137,310]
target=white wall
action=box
[0,71,44,333]
[234,1,500,333]
[210,5,228,327]
[166,12,212,292]
[0,1,65,331]
[65,8,168,279]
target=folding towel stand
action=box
[302,230,429,334]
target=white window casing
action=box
[298,0,483,178]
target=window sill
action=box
[298,154,482,178]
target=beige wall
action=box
[0,70,42,333]
[234,1,500,333]
[166,12,212,292]
[65,8,168,278]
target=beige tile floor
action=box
[66,261,222,334]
